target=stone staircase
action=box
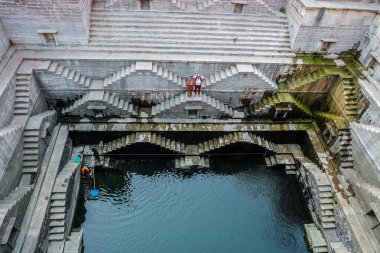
[102,132,186,154]
[174,156,210,169]
[48,163,79,242]
[61,91,135,117]
[151,93,234,117]
[103,62,136,88]
[265,154,297,174]
[47,62,92,88]
[279,68,329,91]
[336,130,354,171]
[306,162,336,229]
[89,9,293,60]
[341,78,359,118]
[22,110,57,175]
[253,93,292,113]
[0,186,32,249]
[22,128,40,174]
[305,223,328,253]
[204,65,239,87]
[14,74,31,116]
[197,132,277,154]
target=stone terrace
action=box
[88,6,294,63]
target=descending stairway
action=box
[305,162,336,229]
[47,62,92,88]
[0,186,32,248]
[197,132,277,154]
[341,78,359,118]
[61,91,134,117]
[305,223,328,253]
[89,9,294,60]
[204,65,239,87]
[279,68,330,91]
[151,93,234,117]
[14,74,31,116]
[22,128,39,174]
[48,163,79,242]
[102,132,186,154]
[22,111,57,175]
[103,62,136,88]
[336,130,354,171]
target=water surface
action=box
[75,157,311,253]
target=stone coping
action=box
[299,0,380,12]
[66,121,313,132]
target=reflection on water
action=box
[75,157,311,253]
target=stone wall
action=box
[360,103,380,126]
[287,0,377,53]
[0,0,92,46]
[0,21,10,60]
[350,123,380,186]
[30,74,48,116]
[0,77,16,128]
[0,126,23,199]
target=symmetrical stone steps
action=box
[305,223,328,253]
[151,93,234,117]
[103,63,136,87]
[89,10,293,59]
[152,63,187,88]
[61,93,90,115]
[102,132,187,154]
[47,62,92,88]
[0,126,22,176]
[49,163,78,242]
[253,92,292,113]
[174,156,210,169]
[61,91,135,117]
[306,162,336,229]
[198,132,277,154]
[205,65,238,87]
[14,74,31,116]
[0,186,32,232]
[279,68,329,91]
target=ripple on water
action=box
[78,159,311,253]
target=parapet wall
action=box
[287,0,377,53]
[0,21,9,60]
[0,0,92,46]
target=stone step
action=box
[49,226,65,234]
[51,200,65,207]
[50,220,65,227]
[49,213,65,221]
[23,167,38,174]
[321,222,336,229]
[321,203,334,210]
[50,207,65,214]
[49,233,64,241]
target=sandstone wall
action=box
[0,0,92,46]
[0,126,23,199]
[0,21,10,60]
[287,0,377,53]
[0,78,16,128]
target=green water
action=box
[75,157,311,253]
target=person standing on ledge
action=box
[186,77,195,97]
[194,75,204,96]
